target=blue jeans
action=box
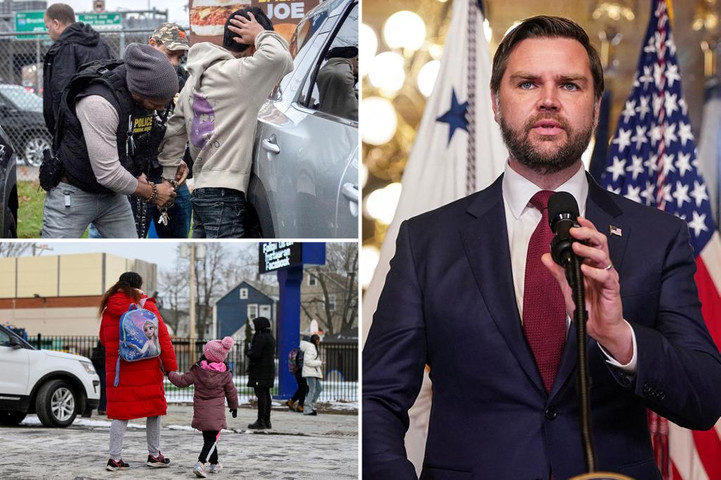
[191,187,246,238]
[148,183,191,238]
[304,377,323,414]
[129,182,191,238]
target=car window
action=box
[298,2,358,122]
[0,84,43,112]
[0,328,12,346]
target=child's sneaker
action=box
[194,462,207,478]
[208,463,223,474]
[147,452,170,468]
[106,458,129,471]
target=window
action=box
[298,2,358,122]
[247,304,258,320]
[260,304,271,319]
[239,288,248,299]
[308,275,317,286]
[328,294,336,312]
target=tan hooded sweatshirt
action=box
[158,30,293,193]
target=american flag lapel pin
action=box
[609,225,623,237]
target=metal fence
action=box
[33,334,358,403]
[0,28,166,180]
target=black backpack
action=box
[39,59,129,191]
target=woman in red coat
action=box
[99,272,178,471]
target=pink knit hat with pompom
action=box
[204,336,234,363]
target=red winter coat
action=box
[168,363,239,431]
[99,293,177,420]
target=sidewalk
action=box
[0,403,358,479]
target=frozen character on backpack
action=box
[132,320,160,356]
[99,272,177,472]
[167,337,239,478]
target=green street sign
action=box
[78,13,122,28]
[14,11,47,40]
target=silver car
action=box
[249,0,359,238]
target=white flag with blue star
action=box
[362,0,507,474]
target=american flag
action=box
[603,1,721,479]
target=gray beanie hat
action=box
[123,43,179,99]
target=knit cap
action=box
[123,43,179,100]
[204,336,234,363]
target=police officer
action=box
[41,43,184,238]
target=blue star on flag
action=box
[436,89,469,145]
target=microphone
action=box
[548,191,580,266]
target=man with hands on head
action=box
[158,7,293,238]
[362,15,721,480]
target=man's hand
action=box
[154,180,177,207]
[228,12,263,46]
[541,216,632,364]
[229,408,237,418]
[174,161,189,186]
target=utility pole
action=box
[189,244,196,364]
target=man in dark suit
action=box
[362,15,721,480]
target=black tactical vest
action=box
[56,61,155,194]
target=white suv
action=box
[0,324,100,427]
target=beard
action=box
[499,112,594,174]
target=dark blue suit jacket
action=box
[363,174,721,480]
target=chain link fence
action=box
[32,334,358,403]
[0,28,177,181]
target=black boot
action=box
[247,419,266,429]
[264,416,272,429]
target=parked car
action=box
[0,324,100,427]
[248,0,359,238]
[0,125,18,238]
[0,83,51,167]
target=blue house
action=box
[214,281,276,339]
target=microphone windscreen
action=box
[548,192,579,232]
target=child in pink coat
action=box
[168,337,239,478]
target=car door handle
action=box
[261,138,280,154]
[341,183,358,203]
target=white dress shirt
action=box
[501,162,637,373]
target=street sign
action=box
[78,13,122,28]
[14,11,46,40]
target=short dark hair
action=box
[490,15,604,101]
[45,3,75,25]
[222,7,274,53]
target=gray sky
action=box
[62,0,189,25]
[33,241,259,272]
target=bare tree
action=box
[301,242,358,335]
[0,242,45,257]
[157,253,189,335]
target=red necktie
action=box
[522,190,566,393]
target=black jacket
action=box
[43,22,114,136]
[57,63,153,194]
[246,317,276,389]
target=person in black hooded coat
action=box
[245,316,275,429]
[43,3,114,136]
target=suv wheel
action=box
[23,134,50,168]
[35,379,77,427]
[0,410,27,426]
